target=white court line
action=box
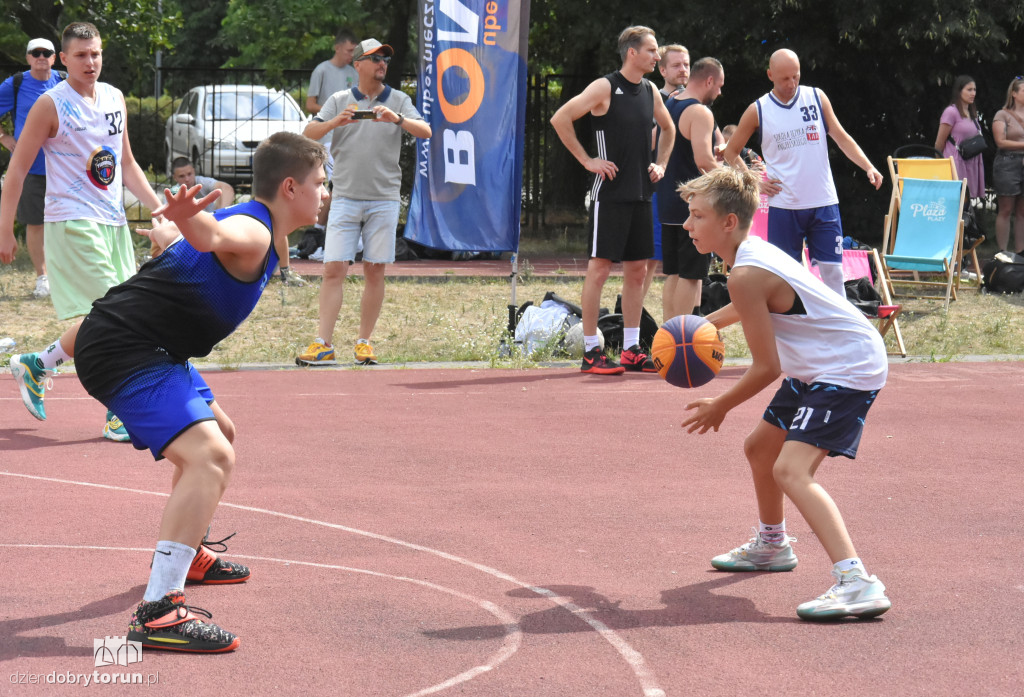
[0,543,520,697]
[0,471,665,697]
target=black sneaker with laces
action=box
[187,530,251,584]
[128,590,240,653]
[620,345,657,372]
[581,348,625,375]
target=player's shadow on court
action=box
[0,584,145,661]
[423,574,796,641]
[0,428,98,452]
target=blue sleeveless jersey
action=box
[89,200,279,361]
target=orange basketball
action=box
[650,315,725,388]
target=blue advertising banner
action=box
[405,0,530,253]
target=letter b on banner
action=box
[443,130,476,185]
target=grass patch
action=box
[2,246,1023,367]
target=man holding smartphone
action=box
[298,38,431,367]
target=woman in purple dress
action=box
[934,75,986,199]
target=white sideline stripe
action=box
[0,543,521,697]
[0,471,664,697]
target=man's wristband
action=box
[396,114,405,127]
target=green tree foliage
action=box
[532,0,1024,237]
[0,0,181,92]
[219,0,369,75]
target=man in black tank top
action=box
[655,57,725,321]
[550,25,675,375]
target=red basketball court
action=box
[1,361,1020,696]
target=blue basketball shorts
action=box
[762,377,880,458]
[99,357,216,459]
[767,204,843,264]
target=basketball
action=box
[650,315,725,388]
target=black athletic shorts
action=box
[661,224,711,279]
[586,200,654,262]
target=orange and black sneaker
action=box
[128,590,240,653]
[620,345,657,373]
[581,348,625,375]
[187,530,250,585]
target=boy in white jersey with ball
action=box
[679,167,891,620]
[0,21,162,441]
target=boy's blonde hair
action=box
[678,168,760,230]
[252,132,327,200]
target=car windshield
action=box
[205,91,301,121]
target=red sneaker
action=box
[581,348,625,375]
[187,531,251,584]
[620,345,657,373]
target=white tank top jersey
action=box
[756,85,839,210]
[43,81,127,225]
[733,236,887,391]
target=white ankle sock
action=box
[143,540,197,602]
[834,557,865,575]
[623,327,640,349]
[38,339,71,370]
[584,335,600,352]
[759,520,786,544]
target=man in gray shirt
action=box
[305,29,358,248]
[297,38,431,367]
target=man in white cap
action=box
[0,38,66,298]
[298,38,431,366]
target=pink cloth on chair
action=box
[750,172,770,241]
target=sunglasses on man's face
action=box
[29,49,54,58]
[360,55,391,65]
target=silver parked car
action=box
[165,85,307,183]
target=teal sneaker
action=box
[9,353,50,421]
[103,411,131,442]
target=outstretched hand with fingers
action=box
[681,397,727,434]
[136,215,180,258]
[153,184,221,224]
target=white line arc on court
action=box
[0,543,520,697]
[0,470,665,697]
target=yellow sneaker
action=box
[296,340,335,366]
[354,341,378,365]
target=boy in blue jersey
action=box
[678,167,891,621]
[14,132,327,651]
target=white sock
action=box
[623,327,640,349]
[759,520,786,544]
[834,557,866,576]
[314,223,325,231]
[143,540,197,602]
[584,335,600,352]
[357,338,369,345]
[38,339,71,370]
[315,337,331,347]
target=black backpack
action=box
[982,252,1024,294]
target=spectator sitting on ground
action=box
[169,157,234,212]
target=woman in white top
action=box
[992,77,1024,253]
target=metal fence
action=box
[2,63,579,232]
